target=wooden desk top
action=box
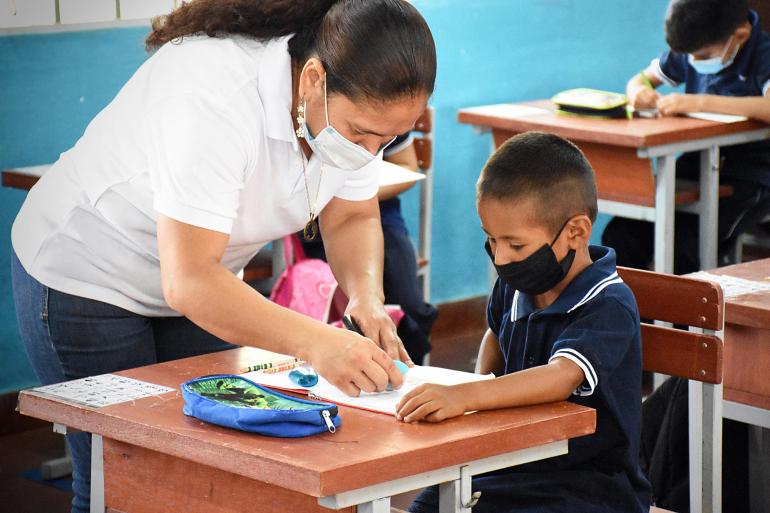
[707,258,770,330]
[458,100,768,149]
[18,347,595,498]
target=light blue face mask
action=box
[688,36,739,75]
[301,80,382,171]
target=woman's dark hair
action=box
[477,132,597,234]
[665,0,750,53]
[146,0,436,102]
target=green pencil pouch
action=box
[552,88,629,118]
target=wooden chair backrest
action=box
[413,107,433,171]
[617,266,724,384]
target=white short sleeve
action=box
[145,95,253,234]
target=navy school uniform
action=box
[652,8,770,187]
[603,9,770,273]
[409,246,652,513]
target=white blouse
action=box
[12,35,379,316]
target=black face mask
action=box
[484,220,576,296]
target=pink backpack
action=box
[270,235,405,327]
[270,235,341,323]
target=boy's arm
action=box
[627,65,663,109]
[475,328,504,375]
[657,90,770,123]
[396,357,585,423]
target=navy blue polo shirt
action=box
[379,133,414,234]
[651,9,770,186]
[484,246,651,512]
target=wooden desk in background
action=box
[702,258,770,512]
[458,101,770,273]
[18,347,595,513]
[705,258,770,423]
[2,164,49,190]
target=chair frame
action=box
[619,266,725,513]
[413,107,434,303]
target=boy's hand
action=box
[396,383,468,423]
[631,87,660,109]
[657,93,704,116]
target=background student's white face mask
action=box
[688,36,739,75]
[301,81,380,171]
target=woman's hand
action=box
[346,294,413,365]
[307,326,404,396]
[396,383,469,423]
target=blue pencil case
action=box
[181,374,340,437]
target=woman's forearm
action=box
[165,261,333,361]
[320,199,385,303]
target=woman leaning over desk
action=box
[10,1,436,511]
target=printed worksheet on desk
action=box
[243,365,494,416]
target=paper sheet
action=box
[32,374,175,408]
[377,159,426,187]
[689,271,770,299]
[685,112,748,123]
[463,103,551,119]
[243,365,494,416]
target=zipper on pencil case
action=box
[321,409,336,433]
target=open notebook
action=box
[242,365,494,416]
[377,159,426,187]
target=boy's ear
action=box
[566,215,592,247]
[735,23,752,46]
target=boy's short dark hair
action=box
[476,131,597,234]
[665,0,750,53]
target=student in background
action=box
[603,0,770,274]
[302,133,437,364]
[397,132,651,513]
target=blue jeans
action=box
[11,250,234,513]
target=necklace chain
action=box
[299,150,324,241]
[296,99,324,240]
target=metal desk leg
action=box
[438,466,478,513]
[358,497,391,513]
[688,379,723,513]
[654,155,676,273]
[91,434,104,513]
[699,147,720,270]
[41,423,72,480]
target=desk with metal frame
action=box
[17,347,595,513]
[699,258,770,512]
[458,101,770,274]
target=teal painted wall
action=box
[0,28,150,393]
[0,0,671,393]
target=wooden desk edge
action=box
[18,390,595,497]
[457,106,768,149]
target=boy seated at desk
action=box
[603,0,770,274]
[396,132,652,513]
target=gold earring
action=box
[295,102,305,139]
